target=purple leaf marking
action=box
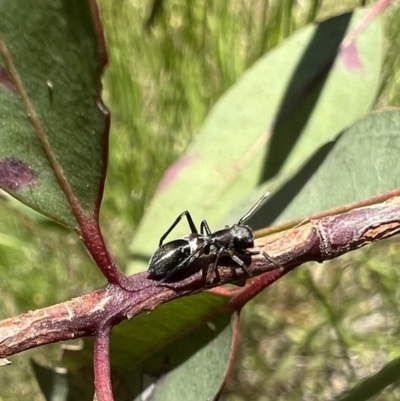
[340,42,364,73]
[0,157,39,190]
[0,68,17,93]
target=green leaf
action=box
[148,312,236,401]
[59,292,237,401]
[244,109,400,229]
[0,0,108,232]
[130,8,382,274]
[336,356,400,401]
[31,359,68,401]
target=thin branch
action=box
[94,325,114,401]
[1,196,400,358]
[257,187,400,237]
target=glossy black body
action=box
[147,193,280,283]
[147,239,191,277]
[211,225,254,249]
[148,235,206,277]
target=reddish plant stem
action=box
[257,187,400,237]
[94,325,114,401]
[228,266,297,309]
[1,196,400,358]
[81,219,129,289]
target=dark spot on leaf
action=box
[0,158,38,190]
[0,68,17,93]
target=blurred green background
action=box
[1,0,400,400]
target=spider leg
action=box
[200,220,212,236]
[230,253,253,277]
[212,247,225,273]
[159,211,198,246]
[205,246,225,282]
